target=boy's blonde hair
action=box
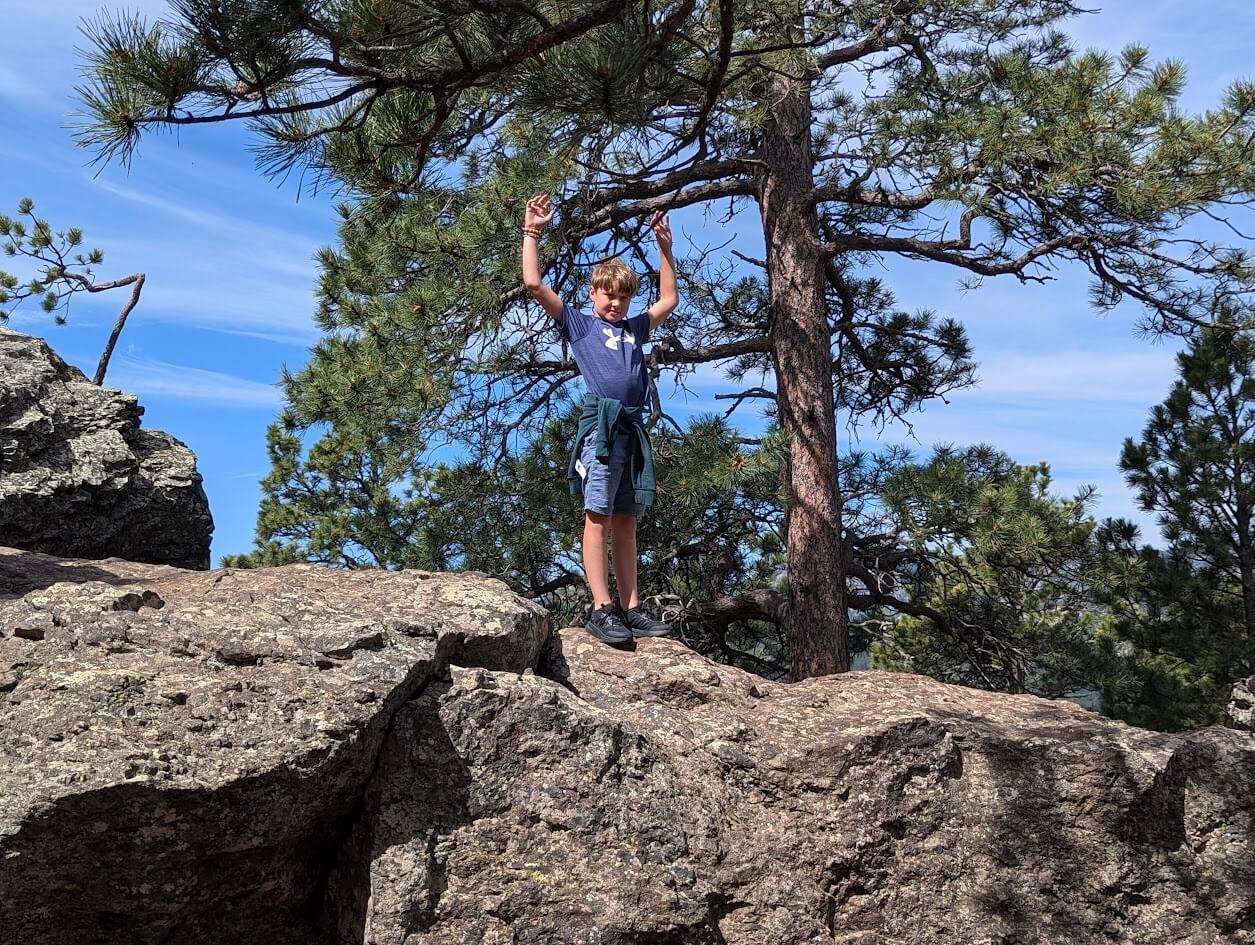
[589,258,639,297]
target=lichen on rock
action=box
[1,547,1252,945]
[0,327,212,568]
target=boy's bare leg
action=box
[582,510,614,607]
[610,512,639,610]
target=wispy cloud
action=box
[106,355,283,409]
[0,61,64,112]
[968,348,1179,404]
[92,179,325,257]
[134,279,320,345]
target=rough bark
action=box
[93,272,145,385]
[1232,402,1254,674]
[758,72,849,677]
[1240,541,1255,675]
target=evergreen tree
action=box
[0,197,145,384]
[78,0,1255,677]
[1085,326,1255,729]
[1118,326,1255,672]
[869,449,1137,695]
[1091,524,1245,730]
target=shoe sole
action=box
[585,625,632,645]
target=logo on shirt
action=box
[602,326,636,351]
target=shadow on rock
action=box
[0,751,374,945]
[0,547,169,600]
[323,678,475,943]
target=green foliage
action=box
[1118,325,1255,598]
[0,198,105,325]
[869,448,1136,696]
[871,326,1255,729]
[84,0,1255,686]
[1087,326,1255,729]
[1090,533,1245,731]
[222,410,438,570]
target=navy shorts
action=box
[576,428,646,517]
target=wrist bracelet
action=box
[522,227,543,238]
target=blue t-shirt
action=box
[558,301,650,408]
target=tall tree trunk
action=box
[758,73,850,678]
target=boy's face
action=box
[589,286,632,322]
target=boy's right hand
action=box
[525,194,555,230]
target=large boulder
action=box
[0,546,550,944]
[1,547,1251,945]
[0,327,212,568]
[331,631,1255,945]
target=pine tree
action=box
[1091,528,1245,731]
[77,0,1255,677]
[1084,325,1255,728]
[868,447,1136,695]
[1118,326,1255,672]
[0,197,144,384]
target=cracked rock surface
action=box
[1,549,1252,945]
[0,546,549,944]
[0,327,212,568]
[333,630,1255,945]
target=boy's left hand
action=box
[651,210,672,253]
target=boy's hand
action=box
[525,194,555,230]
[651,210,672,254]
[647,209,678,330]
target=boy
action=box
[521,193,677,646]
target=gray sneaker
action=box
[585,602,632,645]
[621,604,673,638]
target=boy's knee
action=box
[584,509,611,527]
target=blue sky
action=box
[1,1,1251,563]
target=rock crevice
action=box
[0,548,549,944]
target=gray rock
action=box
[1,550,1251,945]
[0,327,212,568]
[0,546,550,944]
[1231,677,1255,731]
[331,631,1255,945]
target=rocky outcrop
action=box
[0,547,549,944]
[1,546,1252,945]
[331,633,1255,945]
[1232,677,1255,731]
[0,327,212,568]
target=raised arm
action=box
[646,210,677,331]
[522,194,565,321]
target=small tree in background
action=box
[1118,326,1255,671]
[0,197,145,385]
[1092,525,1245,731]
[869,448,1137,695]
